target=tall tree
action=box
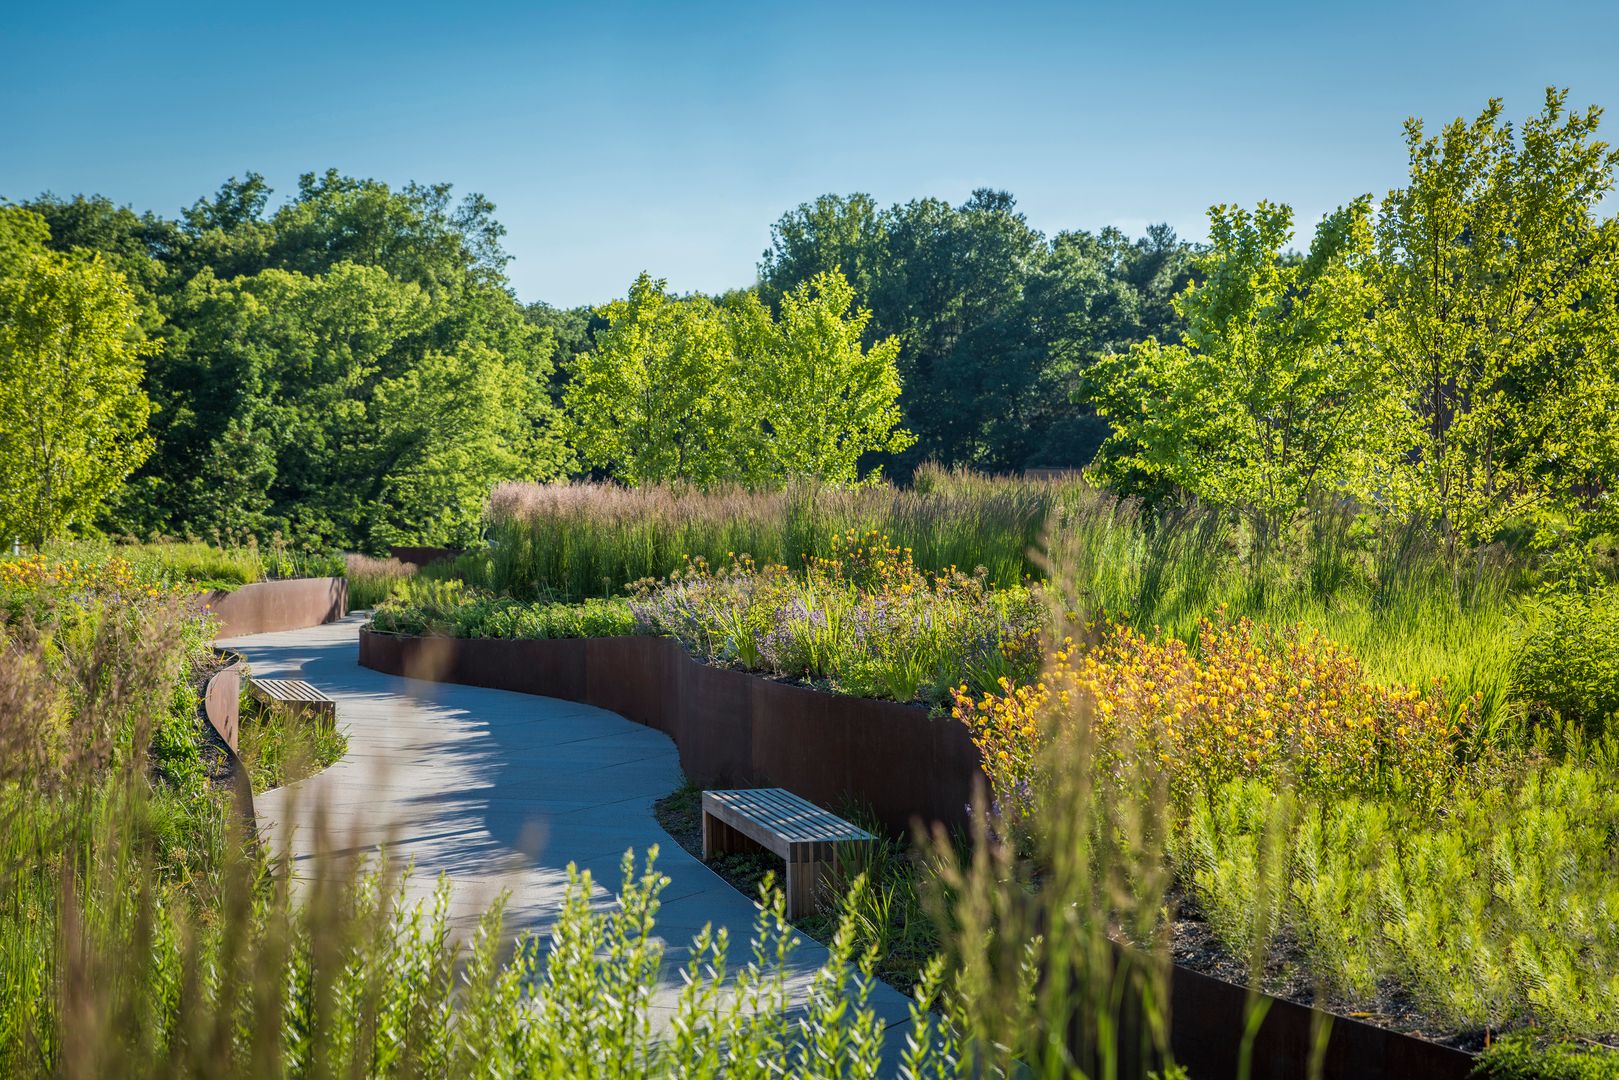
[758,193,885,307]
[738,270,913,483]
[169,262,550,548]
[1373,89,1619,553]
[564,273,745,485]
[0,209,155,546]
[1084,201,1386,557]
[566,270,912,486]
[23,172,564,547]
[759,191,1197,474]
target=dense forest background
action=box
[12,176,1193,549]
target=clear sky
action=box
[4,0,1618,307]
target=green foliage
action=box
[563,272,747,485]
[760,191,1197,474]
[564,269,911,485]
[1516,577,1619,735]
[1173,761,1619,1039]
[1373,89,1619,550]
[1084,90,1619,572]
[626,539,1044,707]
[160,259,551,549]
[368,577,638,639]
[25,172,565,550]
[0,208,156,547]
[1474,1034,1619,1079]
[235,691,347,793]
[738,270,915,482]
[1085,200,1388,556]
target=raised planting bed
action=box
[357,629,982,838]
[199,576,349,638]
[202,649,255,822]
[1166,961,1475,1079]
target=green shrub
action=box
[1474,1034,1619,1079]
[367,578,638,640]
[1517,581,1619,734]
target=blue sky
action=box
[4,0,1618,306]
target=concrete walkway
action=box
[225,615,916,1040]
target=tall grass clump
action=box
[483,465,1086,600]
[344,553,416,609]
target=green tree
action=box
[564,273,745,485]
[172,262,553,548]
[739,270,913,483]
[28,171,565,546]
[758,193,885,307]
[0,209,155,546]
[1373,89,1619,554]
[759,191,1197,474]
[566,270,913,486]
[1084,200,1386,557]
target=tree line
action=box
[0,169,1191,549]
[2,88,1614,559]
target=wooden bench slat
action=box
[710,787,854,834]
[251,678,333,703]
[709,788,871,843]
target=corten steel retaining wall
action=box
[1168,963,1474,1079]
[203,650,255,822]
[200,577,348,638]
[357,630,982,838]
[358,627,1478,1078]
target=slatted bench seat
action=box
[248,677,336,729]
[701,788,877,919]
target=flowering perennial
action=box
[956,615,1472,818]
[630,530,1043,706]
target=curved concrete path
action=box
[224,615,915,1039]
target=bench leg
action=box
[785,847,831,922]
[702,810,762,861]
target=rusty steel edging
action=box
[203,649,255,823]
[199,577,349,638]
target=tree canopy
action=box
[21,172,564,549]
[0,208,155,547]
[1084,88,1619,559]
[565,270,911,485]
[759,190,1197,476]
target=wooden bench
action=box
[701,788,877,919]
[248,677,336,729]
